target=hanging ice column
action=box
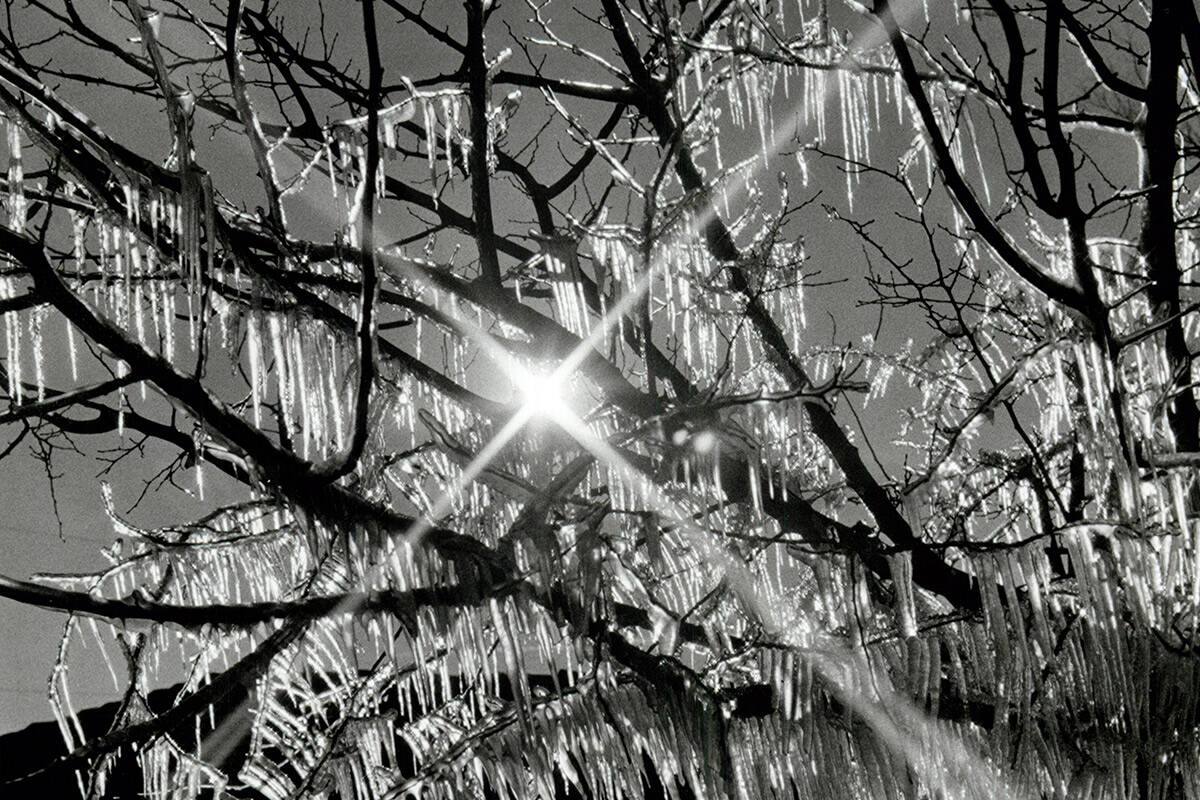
[5,115,25,228]
[325,85,466,228]
[0,115,27,402]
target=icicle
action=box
[727,64,745,128]
[248,313,263,428]
[269,314,293,439]
[423,99,438,185]
[748,458,762,514]
[889,551,917,639]
[163,281,175,363]
[65,315,78,382]
[328,339,346,450]
[442,95,457,185]
[309,334,329,459]
[30,306,44,401]
[3,276,21,402]
[292,330,311,459]
[325,139,338,199]
[1074,343,1099,432]
[6,120,25,228]
[181,170,202,297]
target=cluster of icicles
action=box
[7,0,1200,796]
[674,0,993,215]
[41,498,304,798]
[325,85,469,239]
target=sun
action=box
[513,367,571,421]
